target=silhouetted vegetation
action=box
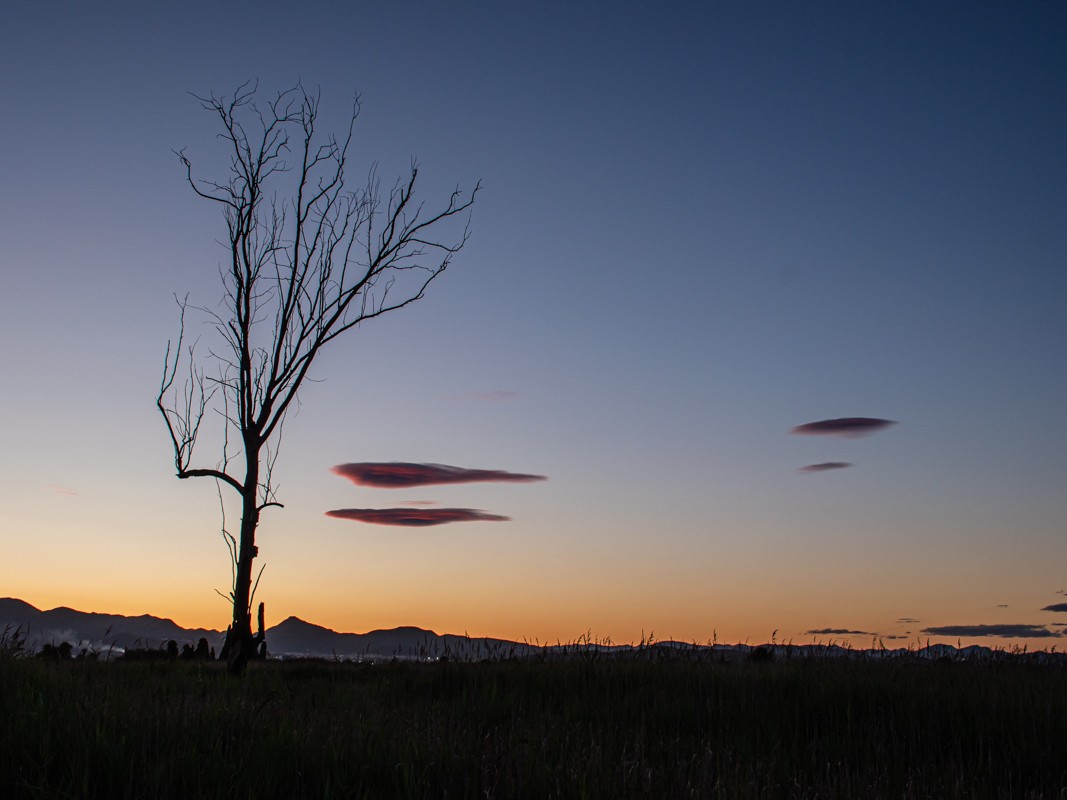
[1,654,1065,798]
[121,637,215,662]
[37,641,73,660]
[0,625,28,659]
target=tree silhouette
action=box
[157,83,479,673]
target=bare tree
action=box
[157,83,479,673]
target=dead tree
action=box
[157,83,478,674]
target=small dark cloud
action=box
[791,417,896,438]
[883,634,908,640]
[798,462,852,474]
[332,462,547,488]
[996,604,1008,608]
[401,500,438,506]
[805,628,874,636]
[1041,603,1067,613]
[897,617,921,624]
[326,508,511,526]
[921,624,1063,639]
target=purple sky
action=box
[1,2,1065,647]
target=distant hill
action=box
[0,597,225,654]
[266,616,437,658]
[266,615,533,659]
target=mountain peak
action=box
[375,625,435,636]
[0,597,42,617]
[270,616,339,634]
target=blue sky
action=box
[2,2,1065,647]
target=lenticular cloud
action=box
[791,417,896,437]
[326,507,510,526]
[331,462,546,488]
[799,462,852,473]
[920,624,1062,639]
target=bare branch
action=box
[160,83,478,672]
[179,468,244,495]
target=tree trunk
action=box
[220,456,263,674]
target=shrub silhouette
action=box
[122,638,216,662]
[39,641,73,660]
[748,646,775,663]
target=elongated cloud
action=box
[326,508,510,526]
[1041,603,1067,613]
[921,624,1063,639]
[332,462,546,488]
[791,417,896,437]
[805,628,873,636]
[798,462,852,474]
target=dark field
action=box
[1,652,1065,799]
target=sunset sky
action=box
[2,2,1065,649]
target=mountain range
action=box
[3,597,1063,663]
[0,598,535,660]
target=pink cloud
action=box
[791,417,896,437]
[331,462,546,488]
[325,507,510,526]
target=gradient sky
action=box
[2,2,1066,649]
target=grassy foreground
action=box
[1,653,1065,799]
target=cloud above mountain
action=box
[325,507,510,526]
[1041,603,1067,613]
[332,462,546,488]
[805,627,874,636]
[921,624,1063,639]
[791,417,896,437]
[798,462,852,474]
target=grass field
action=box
[1,648,1065,798]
